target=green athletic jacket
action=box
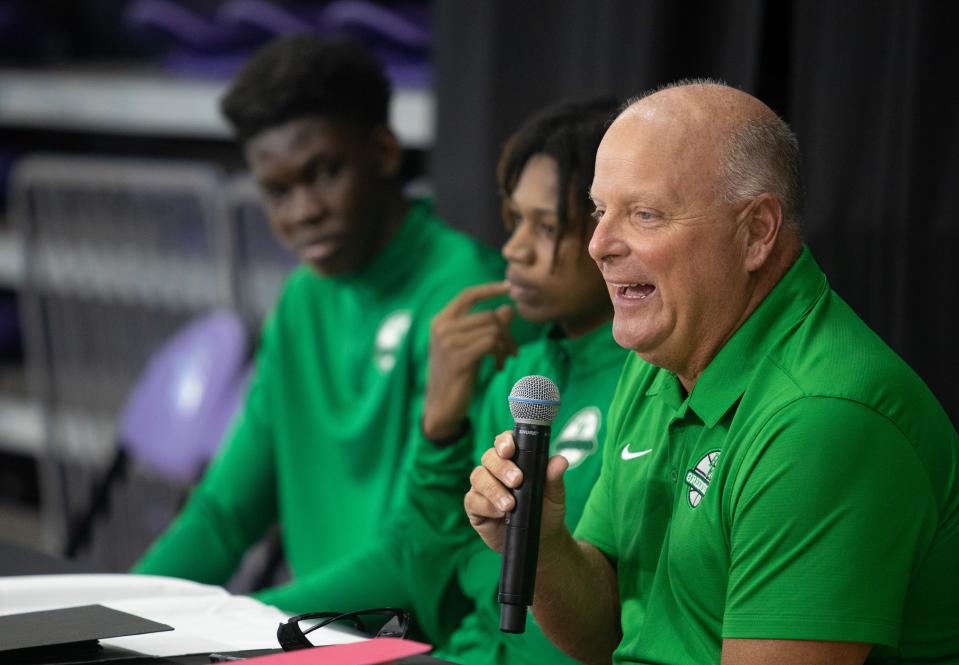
[133,200,518,615]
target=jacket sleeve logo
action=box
[551,406,601,469]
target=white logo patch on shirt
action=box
[552,406,601,469]
[374,310,412,372]
[685,450,721,508]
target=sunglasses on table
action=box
[277,607,411,651]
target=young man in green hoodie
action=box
[133,35,517,612]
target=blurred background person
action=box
[130,34,520,611]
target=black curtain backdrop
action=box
[431,0,959,426]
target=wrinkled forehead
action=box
[592,103,724,207]
[622,96,727,163]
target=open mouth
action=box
[612,283,656,300]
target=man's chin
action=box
[302,252,353,276]
[612,320,662,355]
[513,301,550,324]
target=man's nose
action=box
[502,223,535,265]
[588,212,629,265]
[289,185,324,224]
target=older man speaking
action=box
[465,80,959,665]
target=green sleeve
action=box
[132,320,280,583]
[573,447,618,558]
[573,369,628,559]
[250,428,477,643]
[723,397,937,646]
[253,532,409,614]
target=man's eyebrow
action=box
[512,206,559,219]
[298,153,328,175]
[507,199,558,216]
[588,189,666,205]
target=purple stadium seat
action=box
[117,309,249,482]
[66,309,251,557]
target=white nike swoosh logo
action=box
[621,445,653,461]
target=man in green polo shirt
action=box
[465,80,959,664]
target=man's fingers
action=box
[438,327,516,367]
[442,281,510,318]
[437,308,514,335]
[438,317,510,344]
[494,303,515,327]
[493,430,516,459]
[479,447,523,498]
[466,467,513,515]
[464,489,507,553]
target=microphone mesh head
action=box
[508,375,561,424]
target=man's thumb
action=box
[543,454,569,508]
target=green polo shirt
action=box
[576,247,959,664]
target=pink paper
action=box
[245,638,432,665]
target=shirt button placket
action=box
[669,421,685,484]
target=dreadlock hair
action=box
[497,98,620,268]
[220,34,391,145]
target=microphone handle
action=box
[498,421,550,633]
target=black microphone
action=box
[498,375,561,634]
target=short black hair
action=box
[497,98,620,266]
[220,34,391,144]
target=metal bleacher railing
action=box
[7,155,297,569]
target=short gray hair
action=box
[719,113,804,234]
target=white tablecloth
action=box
[0,574,364,656]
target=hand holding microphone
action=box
[464,375,569,633]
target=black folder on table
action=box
[0,604,173,664]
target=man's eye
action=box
[263,185,288,204]
[538,222,558,237]
[632,209,659,222]
[503,210,521,231]
[590,208,605,221]
[320,161,343,179]
[306,160,343,183]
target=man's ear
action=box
[743,193,783,272]
[370,125,402,178]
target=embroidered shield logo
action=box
[685,449,721,508]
